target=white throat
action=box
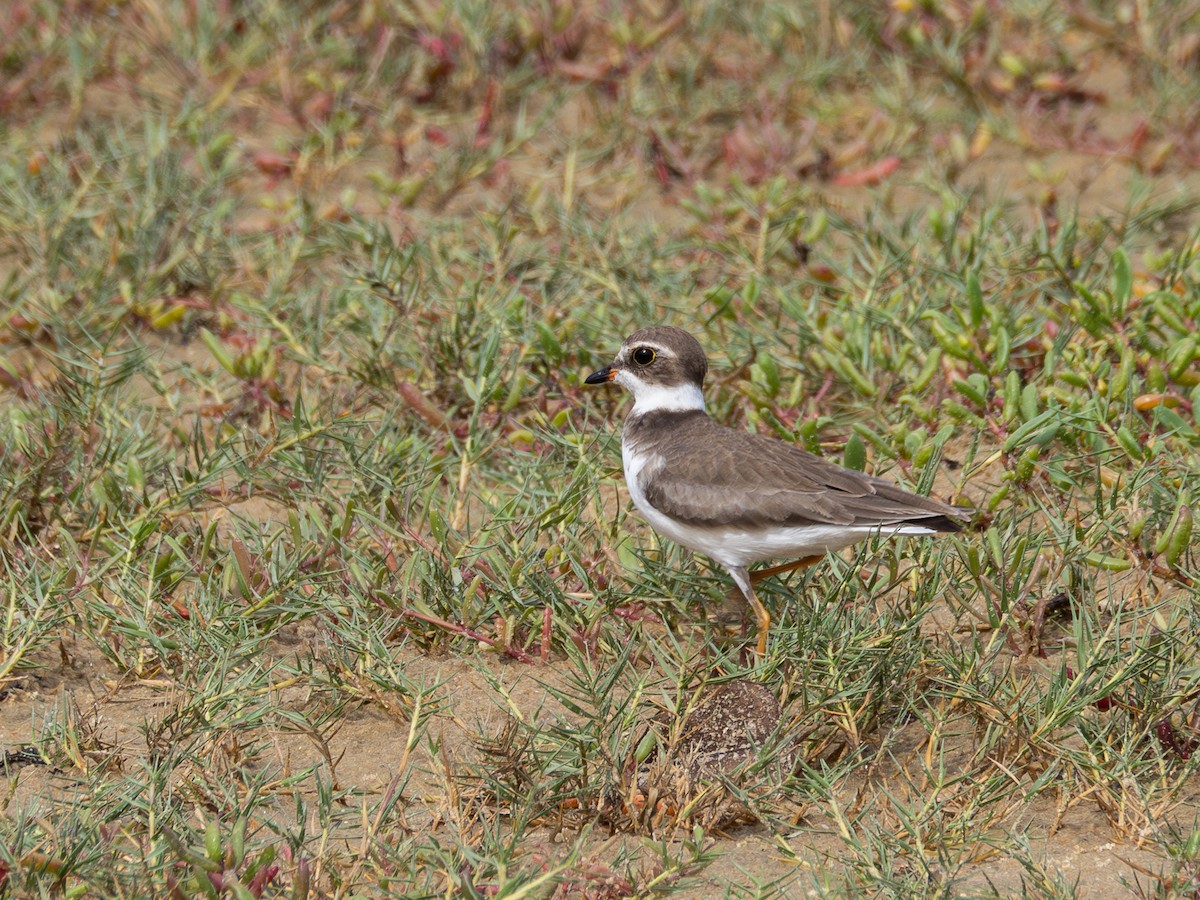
[616,370,706,416]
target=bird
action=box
[584,326,965,656]
[615,680,793,832]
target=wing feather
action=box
[628,412,960,530]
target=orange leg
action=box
[728,556,823,656]
[728,566,770,656]
[750,555,823,584]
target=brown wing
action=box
[631,412,962,530]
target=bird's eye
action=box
[632,347,656,366]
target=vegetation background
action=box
[2,1,1200,896]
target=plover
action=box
[585,326,965,655]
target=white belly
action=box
[621,444,937,570]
